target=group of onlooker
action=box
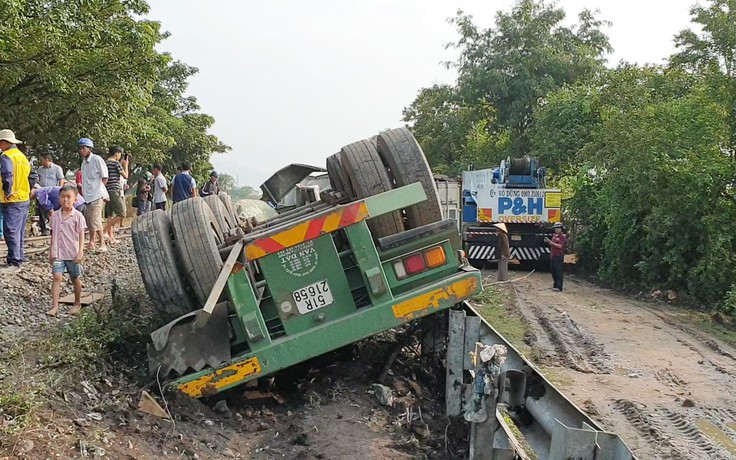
[0,130,222,316]
[132,162,220,214]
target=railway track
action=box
[0,226,132,257]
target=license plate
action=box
[292,280,334,314]
[511,234,522,241]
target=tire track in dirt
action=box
[613,399,736,460]
[611,399,687,460]
[654,369,688,387]
[517,292,613,374]
[640,305,736,368]
[533,305,613,373]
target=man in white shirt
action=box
[151,164,168,210]
[78,138,108,252]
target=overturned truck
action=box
[132,127,481,397]
[132,128,636,459]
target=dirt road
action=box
[500,271,736,460]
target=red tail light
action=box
[404,253,426,275]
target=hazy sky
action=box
[145,0,695,186]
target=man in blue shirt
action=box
[172,162,197,203]
[31,185,86,214]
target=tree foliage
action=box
[530,3,736,311]
[409,0,736,314]
[404,0,611,173]
[0,0,228,183]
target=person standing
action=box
[545,222,567,292]
[135,173,153,216]
[46,184,86,317]
[151,164,168,211]
[172,161,197,204]
[493,223,511,282]
[36,154,65,235]
[200,171,220,196]
[78,138,108,253]
[0,129,31,271]
[102,146,128,245]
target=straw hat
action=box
[0,129,22,144]
[493,223,508,234]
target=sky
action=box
[145,0,696,187]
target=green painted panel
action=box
[258,235,356,335]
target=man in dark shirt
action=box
[102,146,128,245]
[172,162,197,203]
[200,171,220,196]
[135,172,153,216]
[545,222,567,291]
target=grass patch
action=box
[539,366,574,389]
[0,387,40,435]
[0,291,155,440]
[689,315,736,348]
[471,287,534,357]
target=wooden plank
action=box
[58,292,104,305]
[194,240,244,328]
[446,309,466,417]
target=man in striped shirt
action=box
[102,146,128,245]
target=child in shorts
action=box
[47,184,87,316]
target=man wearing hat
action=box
[545,222,567,291]
[0,129,31,270]
[78,138,109,253]
[200,171,220,197]
[493,223,511,282]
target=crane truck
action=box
[462,156,563,265]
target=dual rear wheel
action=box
[328,127,442,238]
[132,194,237,321]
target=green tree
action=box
[404,1,611,173]
[230,185,261,202]
[670,0,736,155]
[447,1,611,155]
[0,0,229,183]
[218,173,237,193]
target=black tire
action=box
[218,193,240,228]
[326,152,352,198]
[131,210,195,320]
[171,197,225,305]
[203,194,232,234]
[340,139,404,238]
[376,127,442,228]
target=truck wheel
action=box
[132,210,195,320]
[377,127,442,228]
[340,139,404,238]
[219,193,240,228]
[326,152,352,198]
[171,197,225,305]
[204,194,233,234]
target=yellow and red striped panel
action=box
[478,208,493,222]
[245,201,369,260]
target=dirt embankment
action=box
[0,241,462,460]
[490,271,736,460]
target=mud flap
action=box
[148,302,231,377]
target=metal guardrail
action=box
[447,302,637,460]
